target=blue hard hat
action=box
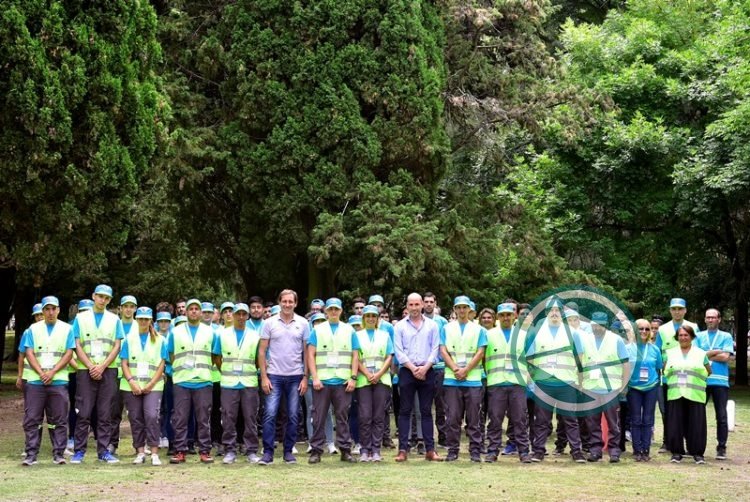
[135,306,153,319]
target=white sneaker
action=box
[160,437,169,448]
[63,448,74,457]
[306,444,313,453]
[327,443,338,454]
[151,454,162,466]
[133,453,146,464]
[359,451,370,462]
[67,439,74,450]
[352,443,361,455]
[246,453,261,464]
[292,446,298,454]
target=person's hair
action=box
[264,301,274,308]
[156,302,174,315]
[277,289,298,303]
[518,303,530,311]
[352,296,366,305]
[651,314,665,323]
[149,322,158,343]
[479,308,495,320]
[503,298,518,307]
[175,297,186,305]
[676,324,697,340]
[424,292,437,300]
[248,296,264,306]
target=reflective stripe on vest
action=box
[485,327,526,387]
[527,323,578,383]
[119,332,165,391]
[580,331,625,392]
[26,321,72,383]
[172,323,214,384]
[355,328,392,388]
[219,326,260,388]
[444,322,483,382]
[77,310,119,368]
[665,346,708,403]
[315,322,354,381]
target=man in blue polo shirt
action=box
[440,296,487,462]
[696,308,734,460]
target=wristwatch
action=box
[350,375,357,381]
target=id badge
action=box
[40,352,55,370]
[456,353,467,368]
[639,367,649,382]
[547,354,557,366]
[366,358,377,372]
[184,355,195,369]
[327,354,339,367]
[233,360,244,374]
[590,368,601,380]
[91,340,104,358]
[677,371,687,387]
[136,361,149,378]
[505,357,514,371]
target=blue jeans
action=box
[627,386,658,454]
[262,374,303,454]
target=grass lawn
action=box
[2,331,750,501]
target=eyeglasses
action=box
[638,327,651,332]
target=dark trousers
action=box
[349,390,360,444]
[627,386,658,455]
[172,385,212,454]
[24,384,69,458]
[357,383,390,454]
[487,385,529,455]
[532,385,582,455]
[706,386,729,449]
[111,389,124,449]
[74,368,118,455]
[124,390,162,449]
[666,397,707,456]
[67,372,77,440]
[585,403,621,457]
[211,382,222,445]
[433,369,446,443]
[657,384,668,443]
[618,399,629,452]
[221,387,259,453]
[261,374,303,454]
[311,384,352,453]
[397,367,436,452]
[161,375,175,443]
[444,386,483,455]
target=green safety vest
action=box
[219,326,260,388]
[119,332,165,391]
[355,328,392,388]
[77,310,120,368]
[172,323,214,384]
[118,321,138,379]
[658,320,698,383]
[443,322,483,382]
[526,322,578,384]
[26,321,72,384]
[665,346,708,403]
[485,327,527,387]
[314,322,354,382]
[580,331,625,392]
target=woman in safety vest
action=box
[355,305,394,462]
[120,307,168,465]
[663,324,711,464]
[626,319,662,462]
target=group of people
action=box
[18,285,733,468]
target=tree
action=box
[0,2,167,365]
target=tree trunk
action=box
[12,286,36,364]
[0,268,16,373]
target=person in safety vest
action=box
[526,297,586,463]
[656,298,698,453]
[695,308,734,461]
[110,294,138,457]
[120,307,167,465]
[17,303,44,393]
[664,324,711,464]
[70,285,125,464]
[627,318,662,462]
[485,303,531,463]
[307,298,360,463]
[580,312,630,463]
[21,296,74,466]
[440,296,487,462]
[355,305,394,462]
[169,299,217,464]
[213,303,262,464]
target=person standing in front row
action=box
[71,284,124,464]
[21,296,74,466]
[258,289,309,465]
[393,293,443,462]
[440,296,487,462]
[307,298,360,463]
[169,299,216,464]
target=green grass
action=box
[2,328,749,501]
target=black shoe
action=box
[340,449,355,463]
[572,451,586,463]
[416,442,426,455]
[670,454,682,463]
[634,453,643,462]
[552,448,565,456]
[694,455,705,465]
[716,448,727,460]
[445,452,459,462]
[609,455,620,463]
[470,453,482,462]
[587,454,602,462]
[531,452,544,463]
[187,444,197,455]
[382,438,395,449]
[308,452,321,464]
[520,454,532,463]
[484,454,498,463]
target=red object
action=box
[601,415,609,450]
